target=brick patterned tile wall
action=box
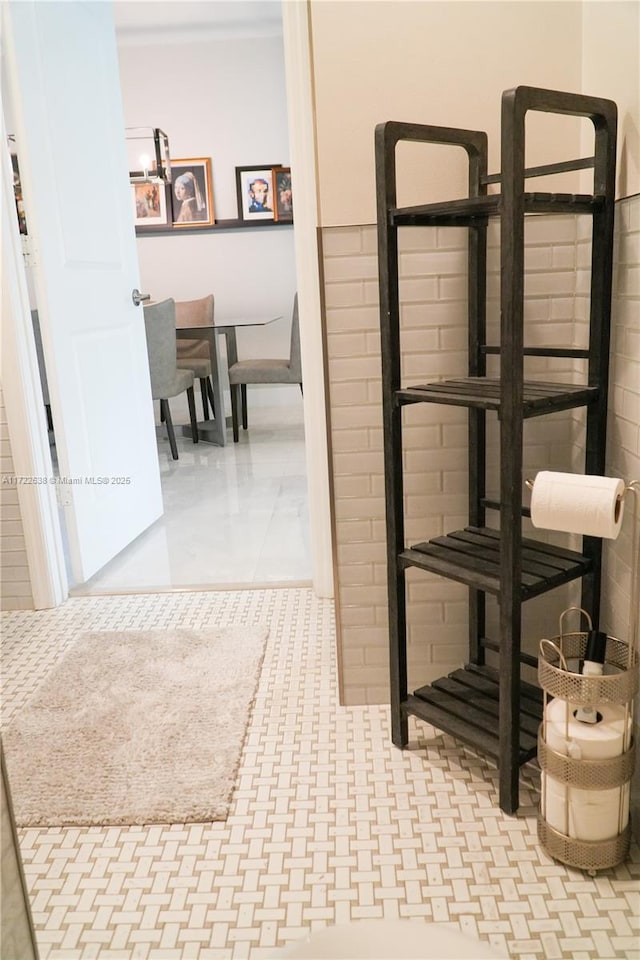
[0,385,34,611]
[601,196,640,829]
[323,217,595,705]
[601,196,640,640]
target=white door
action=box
[3,0,163,583]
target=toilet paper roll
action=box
[542,775,630,841]
[530,471,625,539]
[544,697,630,761]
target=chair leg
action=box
[160,399,179,460]
[230,384,240,442]
[187,386,199,444]
[200,378,210,420]
[206,377,216,418]
[241,384,248,430]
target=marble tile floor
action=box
[71,400,311,595]
[2,587,639,960]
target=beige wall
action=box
[311,1,584,226]
[582,2,640,197]
[311,1,639,227]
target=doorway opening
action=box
[3,0,330,607]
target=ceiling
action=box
[113,1,283,41]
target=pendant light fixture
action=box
[126,127,171,183]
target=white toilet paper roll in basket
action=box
[530,471,625,539]
[542,698,631,842]
[543,777,630,842]
[544,697,630,761]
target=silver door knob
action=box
[132,288,151,306]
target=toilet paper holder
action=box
[535,479,640,874]
[525,474,630,533]
[526,476,639,656]
[525,474,636,507]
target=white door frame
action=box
[2,0,334,606]
[1,117,67,608]
[282,1,334,598]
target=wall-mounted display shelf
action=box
[136,218,293,237]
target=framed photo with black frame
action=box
[235,165,277,222]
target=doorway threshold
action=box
[69,579,313,598]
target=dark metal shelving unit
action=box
[375,85,617,814]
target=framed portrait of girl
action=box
[171,158,215,227]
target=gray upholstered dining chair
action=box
[175,294,216,420]
[143,298,198,460]
[227,294,302,442]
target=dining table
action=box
[176,315,280,446]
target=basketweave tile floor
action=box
[2,587,639,960]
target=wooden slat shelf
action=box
[391,192,602,226]
[401,526,592,598]
[406,665,543,766]
[449,663,544,716]
[398,378,599,416]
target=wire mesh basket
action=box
[538,623,639,707]
[537,815,632,873]
[537,606,637,873]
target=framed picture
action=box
[131,180,171,230]
[171,158,215,227]
[235,165,277,221]
[273,166,293,222]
